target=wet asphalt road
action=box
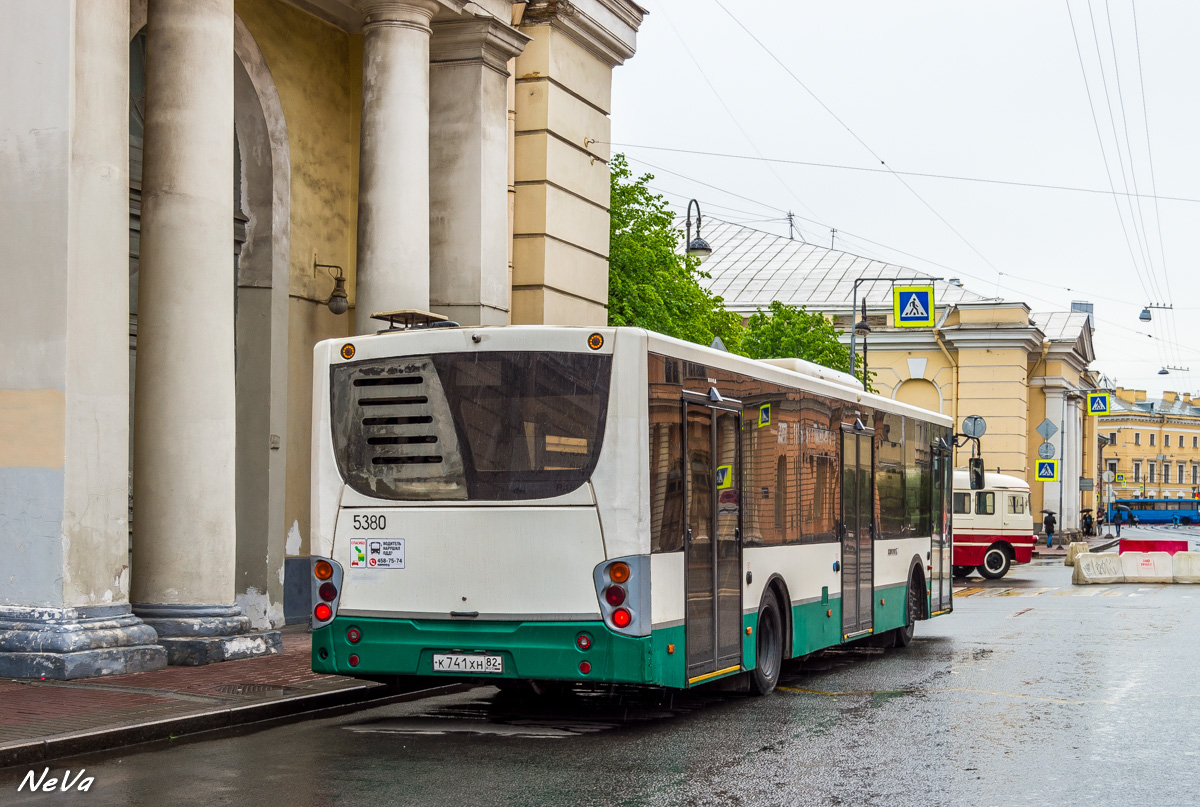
[6,543,1200,806]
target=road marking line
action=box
[778,686,1112,705]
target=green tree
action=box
[607,155,744,352]
[743,301,874,390]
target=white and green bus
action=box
[309,326,953,693]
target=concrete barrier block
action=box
[1171,552,1200,583]
[1064,542,1090,567]
[1120,551,1174,583]
[1072,553,1124,585]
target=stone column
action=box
[1042,386,1065,528]
[132,0,278,664]
[354,0,442,334]
[1063,394,1083,534]
[0,0,165,678]
[429,17,528,326]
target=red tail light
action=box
[347,627,362,644]
[314,603,332,621]
[576,633,592,651]
[579,661,591,674]
[348,654,360,667]
[612,608,632,628]
[604,585,626,606]
[319,582,338,602]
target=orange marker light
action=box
[314,560,333,580]
[667,644,675,654]
[746,626,752,635]
[608,562,630,583]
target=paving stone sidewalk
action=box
[0,625,447,768]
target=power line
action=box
[601,141,1200,206]
[656,0,822,240]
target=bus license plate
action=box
[432,653,503,674]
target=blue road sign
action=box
[894,285,935,328]
[1087,392,1110,416]
[1035,460,1059,482]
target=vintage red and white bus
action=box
[951,470,1036,579]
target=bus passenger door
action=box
[684,401,743,683]
[841,428,874,638]
[930,444,953,614]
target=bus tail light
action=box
[579,661,592,675]
[347,627,362,644]
[592,556,648,636]
[311,556,344,628]
[576,633,592,651]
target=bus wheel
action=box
[749,592,783,695]
[978,545,1011,580]
[952,566,972,578]
[893,575,920,648]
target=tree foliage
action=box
[608,154,871,387]
[607,155,744,352]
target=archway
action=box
[894,378,943,414]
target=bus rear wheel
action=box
[978,545,1011,580]
[749,592,783,695]
[892,574,921,648]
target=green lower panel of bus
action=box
[312,583,918,687]
[312,616,656,684]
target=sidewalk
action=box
[0,625,455,769]
[1032,532,1119,558]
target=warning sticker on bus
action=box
[366,538,405,569]
[350,539,367,568]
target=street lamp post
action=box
[684,199,712,264]
[854,298,871,388]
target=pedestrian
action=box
[1043,511,1057,548]
[1114,509,1122,537]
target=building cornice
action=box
[520,0,644,66]
[431,16,531,72]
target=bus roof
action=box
[952,469,1030,491]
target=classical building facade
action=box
[0,0,643,677]
[1099,389,1200,501]
[699,220,1099,533]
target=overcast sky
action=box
[610,0,1200,397]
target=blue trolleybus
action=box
[1109,498,1200,525]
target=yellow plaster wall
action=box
[0,390,65,469]
[236,0,361,553]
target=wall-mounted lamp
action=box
[314,261,348,315]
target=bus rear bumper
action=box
[312,616,654,685]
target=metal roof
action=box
[1029,311,1092,343]
[694,219,993,315]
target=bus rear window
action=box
[331,351,612,501]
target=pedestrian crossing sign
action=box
[759,403,771,428]
[1035,460,1059,482]
[1116,473,1125,484]
[1087,392,1110,415]
[894,286,936,328]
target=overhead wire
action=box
[709,0,1009,283]
[656,0,822,241]
[599,141,1200,205]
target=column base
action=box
[133,603,282,666]
[0,604,168,680]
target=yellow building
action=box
[0,0,644,676]
[1099,389,1200,501]
[699,220,1099,534]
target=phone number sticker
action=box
[366,538,405,569]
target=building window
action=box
[1150,462,1157,483]
[1134,461,1142,482]
[1194,436,1198,449]
[1179,463,1186,484]
[1150,433,1156,447]
[1107,459,1118,476]
[1109,432,1118,444]
[1135,433,1142,446]
[1193,464,1198,486]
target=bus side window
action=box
[649,400,685,552]
[953,492,972,515]
[1008,495,1025,514]
[975,491,995,516]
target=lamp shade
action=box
[686,237,713,263]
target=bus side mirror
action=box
[968,457,985,490]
